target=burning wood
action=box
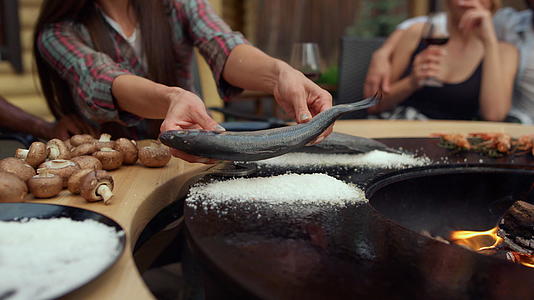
[449,201,534,268]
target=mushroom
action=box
[28,169,63,198]
[95,133,115,150]
[138,140,171,167]
[67,169,94,194]
[70,134,94,147]
[70,143,98,157]
[93,148,123,170]
[0,171,27,202]
[15,141,48,168]
[47,139,70,160]
[114,138,138,165]
[79,170,114,204]
[71,156,102,170]
[0,157,36,182]
[38,159,80,187]
[64,139,74,151]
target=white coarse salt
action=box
[0,218,124,300]
[255,150,431,169]
[187,173,366,210]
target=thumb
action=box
[381,77,391,94]
[293,94,312,123]
[195,110,226,132]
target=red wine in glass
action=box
[423,37,449,46]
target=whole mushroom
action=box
[70,143,98,157]
[70,134,94,147]
[15,141,48,168]
[0,157,36,182]
[28,169,63,198]
[68,169,94,194]
[71,156,102,170]
[138,140,171,168]
[47,139,70,160]
[39,159,80,187]
[114,138,138,165]
[0,171,27,202]
[79,170,114,204]
[93,148,123,170]
[95,133,115,150]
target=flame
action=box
[450,227,503,251]
[509,252,534,268]
[450,227,534,268]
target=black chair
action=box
[336,36,385,119]
[0,0,23,73]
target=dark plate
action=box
[0,203,126,299]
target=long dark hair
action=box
[33,0,176,120]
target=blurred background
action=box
[0,0,527,122]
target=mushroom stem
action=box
[99,134,112,142]
[15,149,29,160]
[49,146,60,159]
[97,184,113,204]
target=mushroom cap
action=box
[0,157,36,182]
[93,148,123,170]
[79,170,114,202]
[38,159,81,187]
[138,141,171,168]
[114,138,138,165]
[47,139,70,160]
[0,171,27,202]
[15,142,48,168]
[95,133,115,150]
[26,142,48,168]
[28,173,63,198]
[70,143,98,157]
[67,168,94,194]
[71,156,102,170]
[64,139,74,151]
[70,134,95,147]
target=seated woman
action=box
[368,0,518,121]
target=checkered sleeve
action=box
[176,0,249,100]
[36,22,140,126]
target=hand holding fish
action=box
[273,65,333,143]
[159,89,223,164]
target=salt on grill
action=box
[187,173,366,210]
[0,218,124,300]
[255,150,431,169]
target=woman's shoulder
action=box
[395,23,424,52]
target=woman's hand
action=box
[364,50,392,97]
[458,0,497,45]
[46,114,97,140]
[160,89,223,164]
[410,46,446,87]
[272,64,333,143]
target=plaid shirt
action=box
[37,0,247,138]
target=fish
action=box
[159,96,378,161]
[295,132,401,154]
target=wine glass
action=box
[290,43,322,82]
[421,13,449,87]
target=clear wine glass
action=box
[290,43,322,82]
[421,13,449,87]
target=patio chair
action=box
[337,36,385,119]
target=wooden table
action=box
[28,120,534,300]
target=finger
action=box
[364,76,379,98]
[170,149,219,164]
[287,89,312,123]
[381,77,391,94]
[192,109,226,132]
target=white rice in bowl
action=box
[0,218,124,300]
